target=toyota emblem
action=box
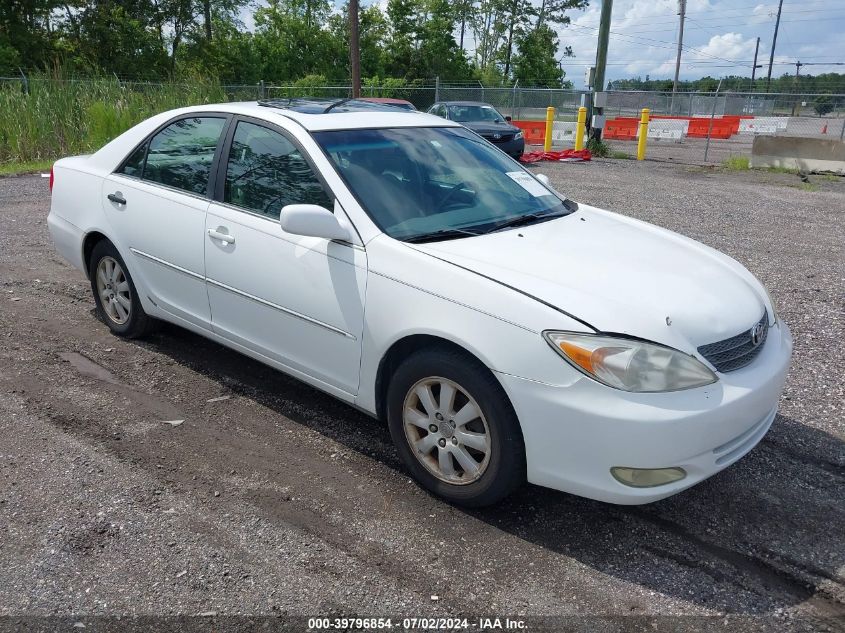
[750,322,765,347]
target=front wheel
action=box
[386,348,526,507]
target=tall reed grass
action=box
[0,74,255,165]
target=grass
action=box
[610,150,632,159]
[586,137,611,158]
[765,165,799,174]
[0,160,54,176]
[722,155,750,170]
[0,73,239,164]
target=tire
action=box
[386,347,526,507]
[88,239,158,339]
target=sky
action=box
[558,0,845,88]
[241,0,845,88]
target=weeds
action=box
[765,165,799,174]
[586,137,610,157]
[0,160,54,176]
[0,73,238,164]
[722,156,750,170]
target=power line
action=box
[565,22,752,66]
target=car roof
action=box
[176,99,455,132]
[360,97,414,104]
[435,101,498,107]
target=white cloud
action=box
[556,0,845,87]
[693,32,756,60]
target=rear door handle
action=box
[207,228,235,244]
[107,192,126,205]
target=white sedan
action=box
[47,99,792,506]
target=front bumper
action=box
[488,136,525,157]
[497,321,793,504]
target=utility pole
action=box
[349,0,361,98]
[591,0,613,141]
[672,0,686,97]
[791,59,803,115]
[750,37,761,91]
[765,0,783,92]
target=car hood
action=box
[412,206,767,351]
[461,121,520,136]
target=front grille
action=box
[483,133,514,143]
[697,312,769,372]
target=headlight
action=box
[543,331,717,392]
[514,131,523,140]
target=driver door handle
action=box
[207,228,235,244]
[107,192,126,205]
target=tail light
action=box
[49,165,55,192]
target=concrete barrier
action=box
[551,121,578,146]
[750,136,845,174]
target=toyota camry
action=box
[47,98,792,507]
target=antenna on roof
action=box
[324,98,358,113]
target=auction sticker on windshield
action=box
[506,171,550,197]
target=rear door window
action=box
[142,117,226,195]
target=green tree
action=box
[0,0,62,72]
[814,95,834,116]
[329,3,390,79]
[253,0,342,82]
[512,24,564,87]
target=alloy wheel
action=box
[402,377,492,485]
[95,256,131,325]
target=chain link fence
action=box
[2,75,843,167]
[598,90,845,165]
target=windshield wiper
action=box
[485,209,570,234]
[403,228,481,244]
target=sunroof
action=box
[257,98,405,114]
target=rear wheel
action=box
[89,240,157,338]
[387,348,525,507]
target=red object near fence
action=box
[512,120,547,145]
[520,149,592,163]
[686,118,734,138]
[604,118,638,140]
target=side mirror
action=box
[535,173,551,186]
[505,115,512,122]
[280,204,352,242]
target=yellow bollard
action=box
[544,106,555,152]
[636,108,650,160]
[574,106,587,151]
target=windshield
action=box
[313,126,571,241]
[448,105,504,123]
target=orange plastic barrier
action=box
[687,118,734,139]
[512,120,547,145]
[604,118,639,140]
[605,114,754,140]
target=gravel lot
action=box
[0,162,843,631]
